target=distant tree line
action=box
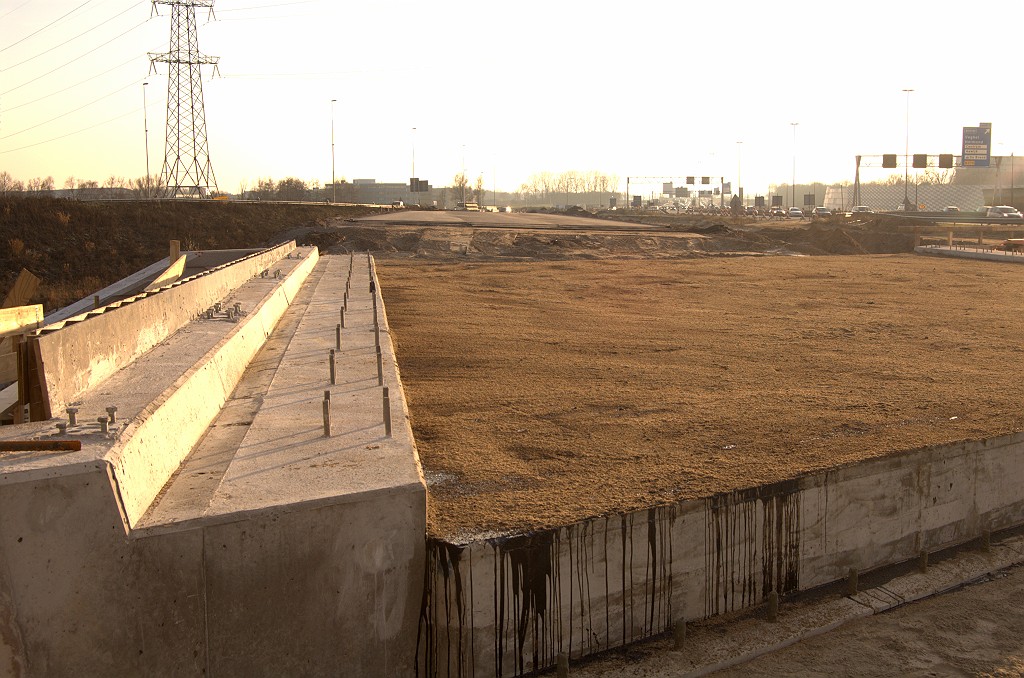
[0,171,171,200]
[238,177,324,202]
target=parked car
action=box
[811,207,832,217]
[770,207,786,217]
[942,206,960,213]
[788,207,804,218]
[986,205,1023,219]
[851,205,873,214]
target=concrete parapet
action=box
[915,244,1024,263]
[35,241,297,414]
[109,247,318,526]
[418,432,1024,677]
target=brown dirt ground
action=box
[379,254,1024,542]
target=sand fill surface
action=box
[379,254,1024,541]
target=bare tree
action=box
[275,177,308,202]
[130,174,166,199]
[918,168,955,185]
[451,171,469,202]
[473,174,484,204]
[63,176,79,199]
[0,171,23,196]
[237,179,249,199]
[79,180,100,200]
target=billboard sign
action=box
[962,125,991,167]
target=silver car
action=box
[987,205,1023,219]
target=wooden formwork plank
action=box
[26,337,49,421]
[0,305,43,339]
[2,269,40,309]
[0,349,15,383]
[14,335,25,424]
[144,254,187,292]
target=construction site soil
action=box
[6,200,1023,544]
[373,251,1024,541]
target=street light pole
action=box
[736,140,743,207]
[902,88,913,208]
[461,145,466,203]
[331,99,337,204]
[411,127,416,179]
[790,122,799,208]
[143,82,150,197]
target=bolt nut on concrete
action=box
[66,407,78,426]
[376,348,383,386]
[106,406,117,423]
[56,422,67,434]
[383,387,392,437]
[329,349,337,385]
[672,619,686,650]
[336,324,342,350]
[97,416,109,434]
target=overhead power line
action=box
[0,1,144,74]
[0,1,35,23]
[1,50,155,110]
[215,0,320,12]
[0,18,151,96]
[0,78,144,140]
[0,0,96,54]
[0,96,165,155]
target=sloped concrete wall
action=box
[418,432,1024,677]
[36,241,297,414]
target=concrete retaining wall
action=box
[36,241,297,414]
[418,433,1024,677]
[0,465,423,677]
[109,247,318,527]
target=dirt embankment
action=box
[0,197,377,310]
[304,220,917,261]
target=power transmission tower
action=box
[149,0,220,198]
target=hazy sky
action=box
[2,0,1023,196]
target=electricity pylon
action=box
[149,0,219,198]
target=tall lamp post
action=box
[790,122,799,208]
[331,99,337,203]
[736,140,743,207]
[902,88,913,208]
[411,127,416,179]
[142,82,150,197]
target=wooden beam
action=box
[0,305,43,339]
[0,349,15,383]
[144,254,187,292]
[2,269,40,308]
[0,440,82,452]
